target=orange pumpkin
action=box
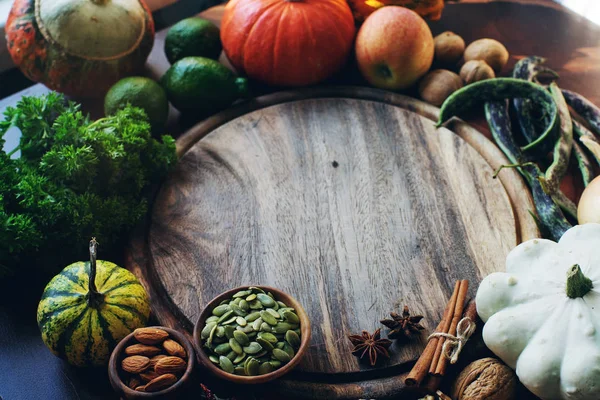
[221,0,356,87]
[348,0,445,22]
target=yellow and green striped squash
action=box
[37,260,150,367]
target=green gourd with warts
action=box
[37,239,150,366]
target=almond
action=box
[155,356,187,375]
[133,327,169,345]
[125,344,162,357]
[144,373,178,393]
[163,339,187,358]
[122,355,150,374]
[128,377,141,390]
[139,370,160,382]
[148,354,168,369]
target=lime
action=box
[104,77,169,132]
[161,57,248,115]
[165,18,222,64]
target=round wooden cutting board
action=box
[127,87,538,399]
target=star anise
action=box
[381,306,425,340]
[347,328,392,366]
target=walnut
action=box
[451,358,517,400]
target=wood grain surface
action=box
[125,87,542,399]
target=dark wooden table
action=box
[1,1,599,399]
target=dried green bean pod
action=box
[484,101,571,241]
[512,56,559,154]
[573,121,600,166]
[539,83,573,196]
[562,89,600,136]
[572,141,594,187]
[437,78,557,152]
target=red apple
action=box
[356,6,435,90]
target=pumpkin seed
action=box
[256,337,274,351]
[246,294,257,302]
[234,366,247,375]
[282,342,295,358]
[266,308,281,319]
[281,310,299,324]
[237,324,254,334]
[260,322,272,332]
[213,304,231,316]
[247,331,257,339]
[260,310,278,326]
[209,355,219,364]
[294,328,301,336]
[255,350,268,358]
[249,287,265,294]
[207,324,218,347]
[231,297,242,306]
[233,290,251,298]
[219,299,229,306]
[285,330,301,348]
[233,353,246,364]
[214,343,232,355]
[245,357,260,376]
[231,303,247,317]
[239,299,249,311]
[252,318,263,331]
[220,316,237,325]
[224,325,236,339]
[258,362,274,375]
[268,292,275,299]
[226,350,237,361]
[217,310,234,323]
[276,342,285,350]
[258,332,278,344]
[257,293,276,307]
[273,322,297,334]
[272,348,291,363]
[245,312,261,322]
[206,316,219,324]
[233,330,250,346]
[215,326,226,338]
[243,342,263,354]
[236,316,247,326]
[248,299,263,309]
[201,322,217,339]
[277,301,288,308]
[270,360,282,368]
[219,356,234,373]
[229,338,243,355]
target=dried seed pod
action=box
[464,38,509,73]
[418,69,463,107]
[434,31,465,66]
[460,60,495,84]
[451,358,517,400]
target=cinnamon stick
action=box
[433,280,469,376]
[405,281,461,386]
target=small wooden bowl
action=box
[193,286,311,384]
[108,326,196,399]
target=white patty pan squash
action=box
[476,223,600,400]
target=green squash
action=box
[37,239,150,367]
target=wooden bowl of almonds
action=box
[108,326,196,398]
[193,286,311,384]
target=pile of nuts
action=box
[120,327,188,393]
[419,32,509,106]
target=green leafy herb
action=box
[0,93,177,278]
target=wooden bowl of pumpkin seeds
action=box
[193,286,311,384]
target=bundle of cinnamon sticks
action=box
[405,280,471,389]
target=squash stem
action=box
[87,238,104,307]
[566,264,593,298]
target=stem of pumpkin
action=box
[566,264,593,298]
[87,238,104,307]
